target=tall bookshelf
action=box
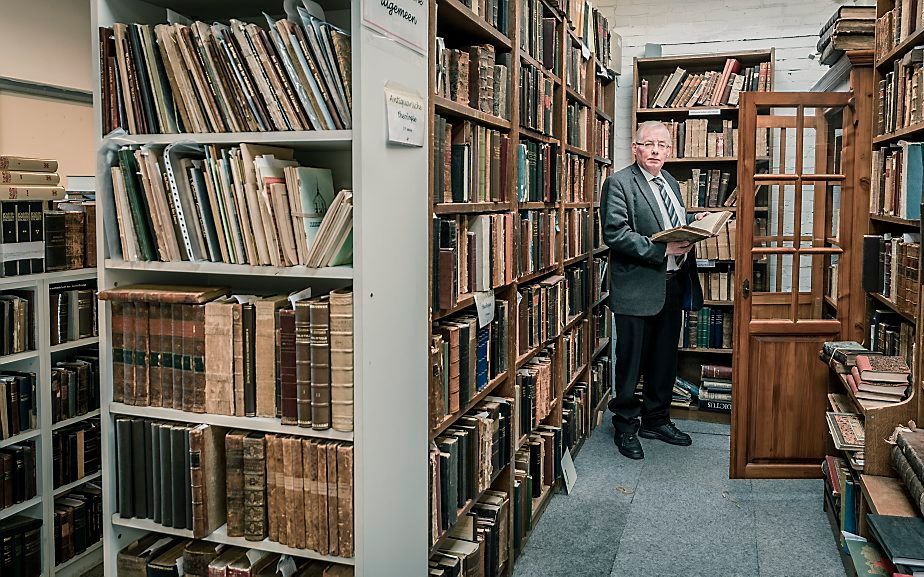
[92,1,430,576]
[630,49,774,424]
[427,0,616,569]
[0,267,101,577]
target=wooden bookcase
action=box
[0,267,101,577]
[630,49,775,424]
[92,0,430,575]
[427,0,616,568]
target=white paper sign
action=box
[689,108,722,116]
[363,0,427,54]
[385,83,425,147]
[561,448,577,494]
[473,289,495,328]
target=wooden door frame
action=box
[731,91,852,479]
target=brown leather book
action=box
[302,438,318,552]
[122,301,135,405]
[117,534,178,577]
[429,334,445,431]
[62,209,86,270]
[294,299,312,427]
[255,295,289,417]
[84,201,97,267]
[336,443,354,558]
[277,308,297,425]
[168,303,182,410]
[189,423,226,538]
[147,302,164,407]
[232,298,245,416]
[206,546,247,577]
[183,540,220,577]
[178,304,193,412]
[309,297,331,430]
[265,434,278,542]
[242,433,267,541]
[98,284,230,304]
[438,249,455,310]
[189,304,208,413]
[133,302,150,407]
[224,430,247,537]
[204,297,237,415]
[435,325,461,414]
[326,442,340,557]
[284,436,306,549]
[272,434,287,546]
[328,289,353,432]
[316,440,330,555]
[111,301,125,404]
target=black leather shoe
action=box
[614,431,644,460]
[639,421,692,446]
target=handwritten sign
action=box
[473,289,495,328]
[385,83,425,146]
[363,0,427,54]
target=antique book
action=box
[232,297,245,416]
[867,514,924,566]
[265,434,278,542]
[204,296,238,414]
[302,438,318,552]
[316,441,330,555]
[650,210,733,243]
[0,157,57,172]
[295,298,312,427]
[284,435,307,549]
[326,442,340,557]
[277,308,298,425]
[116,534,177,577]
[242,302,256,416]
[856,355,912,383]
[897,429,924,482]
[255,295,289,417]
[336,442,353,557]
[206,546,247,577]
[272,434,288,545]
[148,539,191,577]
[242,432,267,541]
[328,289,353,432]
[891,445,924,516]
[98,284,229,304]
[224,430,247,537]
[188,423,226,538]
[309,297,332,429]
[183,541,221,577]
[825,411,865,451]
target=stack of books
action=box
[672,377,699,408]
[698,365,731,413]
[826,411,865,454]
[818,5,875,65]
[867,514,924,575]
[847,354,912,406]
[891,428,924,517]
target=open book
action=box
[651,210,733,243]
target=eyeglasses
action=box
[635,141,671,151]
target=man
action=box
[600,120,704,460]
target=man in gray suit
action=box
[600,120,704,459]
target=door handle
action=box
[742,279,750,298]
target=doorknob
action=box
[742,279,750,298]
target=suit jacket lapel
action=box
[662,171,686,209]
[632,164,667,230]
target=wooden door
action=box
[731,92,852,479]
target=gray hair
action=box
[635,121,670,143]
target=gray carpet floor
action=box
[511,415,848,577]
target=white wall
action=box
[596,0,871,168]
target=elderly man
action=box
[600,120,705,460]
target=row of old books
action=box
[594,117,611,159]
[517,422,561,502]
[432,115,509,204]
[0,515,41,577]
[100,13,351,135]
[430,301,509,430]
[515,351,555,441]
[0,291,32,356]
[678,169,735,208]
[589,356,610,411]
[562,320,589,386]
[822,454,860,542]
[639,59,771,109]
[862,234,921,319]
[868,309,916,371]
[566,45,587,94]
[102,284,353,432]
[563,209,590,261]
[434,41,510,119]
[518,210,560,277]
[456,0,510,36]
[565,0,611,68]
[0,440,36,510]
[591,306,610,344]
[591,256,607,303]
[518,140,560,204]
[681,307,732,350]
[876,54,924,137]
[50,280,98,346]
[429,397,511,544]
[565,102,588,151]
[0,371,35,440]
[47,194,98,273]
[697,219,737,261]
[875,0,923,61]
[114,418,353,557]
[519,66,555,136]
[51,352,100,425]
[698,364,732,413]
[891,428,924,519]
[564,261,591,316]
[429,489,510,577]
[117,534,352,577]
[54,482,102,567]
[869,142,923,220]
[110,144,352,268]
[699,270,735,302]
[664,119,738,159]
[562,383,590,450]
[517,276,565,356]
[521,0,559,74]
[53,418,100,489]
[564,153,586,203]
[817,5,874,65]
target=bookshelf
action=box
[92,1,429,576]
[427,0,615,569]
[0,268,101,577]
[630,49,775,423]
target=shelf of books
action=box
[93,0,429,575]
[427,0,615,571]
[0,159,102,577]
[631,49,775,424]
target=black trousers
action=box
[609,273,683,433]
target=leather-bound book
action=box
[120,300,135,406]
[15,202,31,275]
[242,302,256,416]
[43,210,67,272]
[326,442,340,557]
[284,435,306,549]
[130,418,147,519]
[157,304,173,409]
[147,539,191,577]
[169,303,182,410]
[272,435,287,545]
[242,432,267,541]
[158,423,173,527]
[62,208,86,271]
[189,423,226,538]
[277,308,297,425]
[316,440,330,555]
[302,438,318,552]
[116,534,176,577]
[188,304,207,413]
[146,302,163,407]
[206,546,247,577]
[1,202,16,276]
[232,299,245,416]
[429,334,445,430]
[226,550,269,577]
[28,201,44,273]
[224,430,247,537]
[97,284,230,304]
[183,541,221,577]
[179,304,193,412]
[115,418,133,517]
[309,296,332,430]
[170,425,187,529]
[436,325,461,414]
[83,201,96,268]
[255,295,288,417]
[328,289,353,432]
[337,443,354,557]
[151,422,161,524]
[265,434,278,542]
[205,297,237,415]
[294,299,312,427]
[132,302,150,407]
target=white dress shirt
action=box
[640,164,687,272]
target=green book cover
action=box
[844,534,893,576]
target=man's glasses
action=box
[635,141,671,151]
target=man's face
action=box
[633,126,672,174]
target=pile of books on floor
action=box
[818,5,875,66]
[698,364,731,413]
[672,377,698,408]
[890,427,924,517]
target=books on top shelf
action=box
[875,0,923,60]
[522,1,559,73]
[99,11,351,135]
[108,144,351,268]
[565,0,611,68]
[434,40,510,119]
[638,58,771,109]
[650,210,733,243]
[856,354,911,384]
[817,5,875,66]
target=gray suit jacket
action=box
[600,163,704,316]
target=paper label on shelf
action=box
[696,259,715,268]
[689,108,722,116]
[288,287,313,308]
[516,290,523,305]
[141,537,173,556]
[175,556,184,576]
[277,555,299,577]
[246,549,264,565]
[363,0,427,54]
[581,43,591,60]
[562,448,578,494]
[0,241,43,262]
[473,289,495,328]
[385,83,425,147]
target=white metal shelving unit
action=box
[91,0,429,575]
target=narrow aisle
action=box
[512,416,847,577]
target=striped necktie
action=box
[654,177,682,228]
